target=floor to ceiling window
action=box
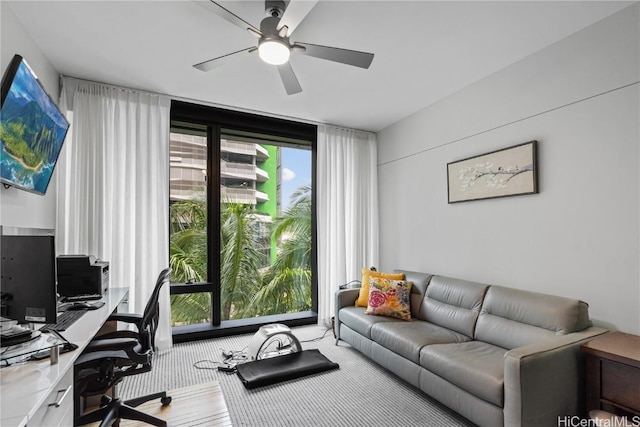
[169,101,317,341]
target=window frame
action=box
[170,100,318,342]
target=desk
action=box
[581,331,640,417]
[0,287,129,427]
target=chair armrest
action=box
[94,330,139,341]
[503,327,608,427]
[108,312,143,325]
[108,313,144,334]
[85,337,139,353]
[334,288,360,341]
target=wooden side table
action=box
[580,331,640,417]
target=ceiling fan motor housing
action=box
[259,2,292,66]
[260,16,286,41]
[258,13,291,65]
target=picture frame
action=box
[447,140,538,203]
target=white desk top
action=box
[0,287,129,427]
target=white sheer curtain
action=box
[57,77,172,351]
[317,125,379,326]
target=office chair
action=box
[74,268,172,427]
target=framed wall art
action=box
[447,140,538,203]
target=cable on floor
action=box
[299,326,332,343]
[192,346,247,374]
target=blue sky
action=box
[281,147,311,210]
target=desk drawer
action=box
[28,369,74,426]
[601,359,640,412]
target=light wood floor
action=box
[88,381,231,427]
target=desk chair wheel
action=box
[161,396,172,406]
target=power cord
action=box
[193,346,247,374]
[299,326,332,343]
[193,360,222,370]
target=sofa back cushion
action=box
[416,275,489,338]
[475,285,591,349]
[394,270,433,319]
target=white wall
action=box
[0,3,60,229]
[377,4,640,334]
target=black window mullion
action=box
[169,283,214,295]
[310,136,318,313]
[209,124,222,326]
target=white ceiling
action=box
[7,1,633,132]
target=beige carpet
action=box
[119,325,474,427]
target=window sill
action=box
[171,311,317,343]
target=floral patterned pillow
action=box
[365,277,413,321]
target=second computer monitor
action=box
[0,227,57,324]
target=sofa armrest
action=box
[334,288,360,341]
[336,288,359,310]
[503,327,608,427]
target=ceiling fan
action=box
[192,0,375,95]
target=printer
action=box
[56,255,109,297]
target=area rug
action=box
[119,325,474,427]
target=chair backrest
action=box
[139,268,171,350]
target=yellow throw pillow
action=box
[365,277,413,321]
[355,269,405,307]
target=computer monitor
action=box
[0,227,57,324]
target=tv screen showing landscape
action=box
[0,54,69,195]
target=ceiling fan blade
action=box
[193,47,254,72]
[295,42,374,69]
[277,0,319,37]
[192,0,260,35]
[277,63,302,95]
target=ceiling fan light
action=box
[258,39,290,65]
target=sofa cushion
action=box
[338,306,403,339]
[365,277,413,321]
[417,275,488,338]
[355,269,405,307]
[475,285,592,349]
[420,341,507,407]
[371,320,471,364]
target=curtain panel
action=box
[317,125,379,327]
[57,77,172,351]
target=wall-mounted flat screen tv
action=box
[0,54,69,195]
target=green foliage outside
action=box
[169,185,312,325]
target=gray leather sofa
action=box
[334,270,607,427]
